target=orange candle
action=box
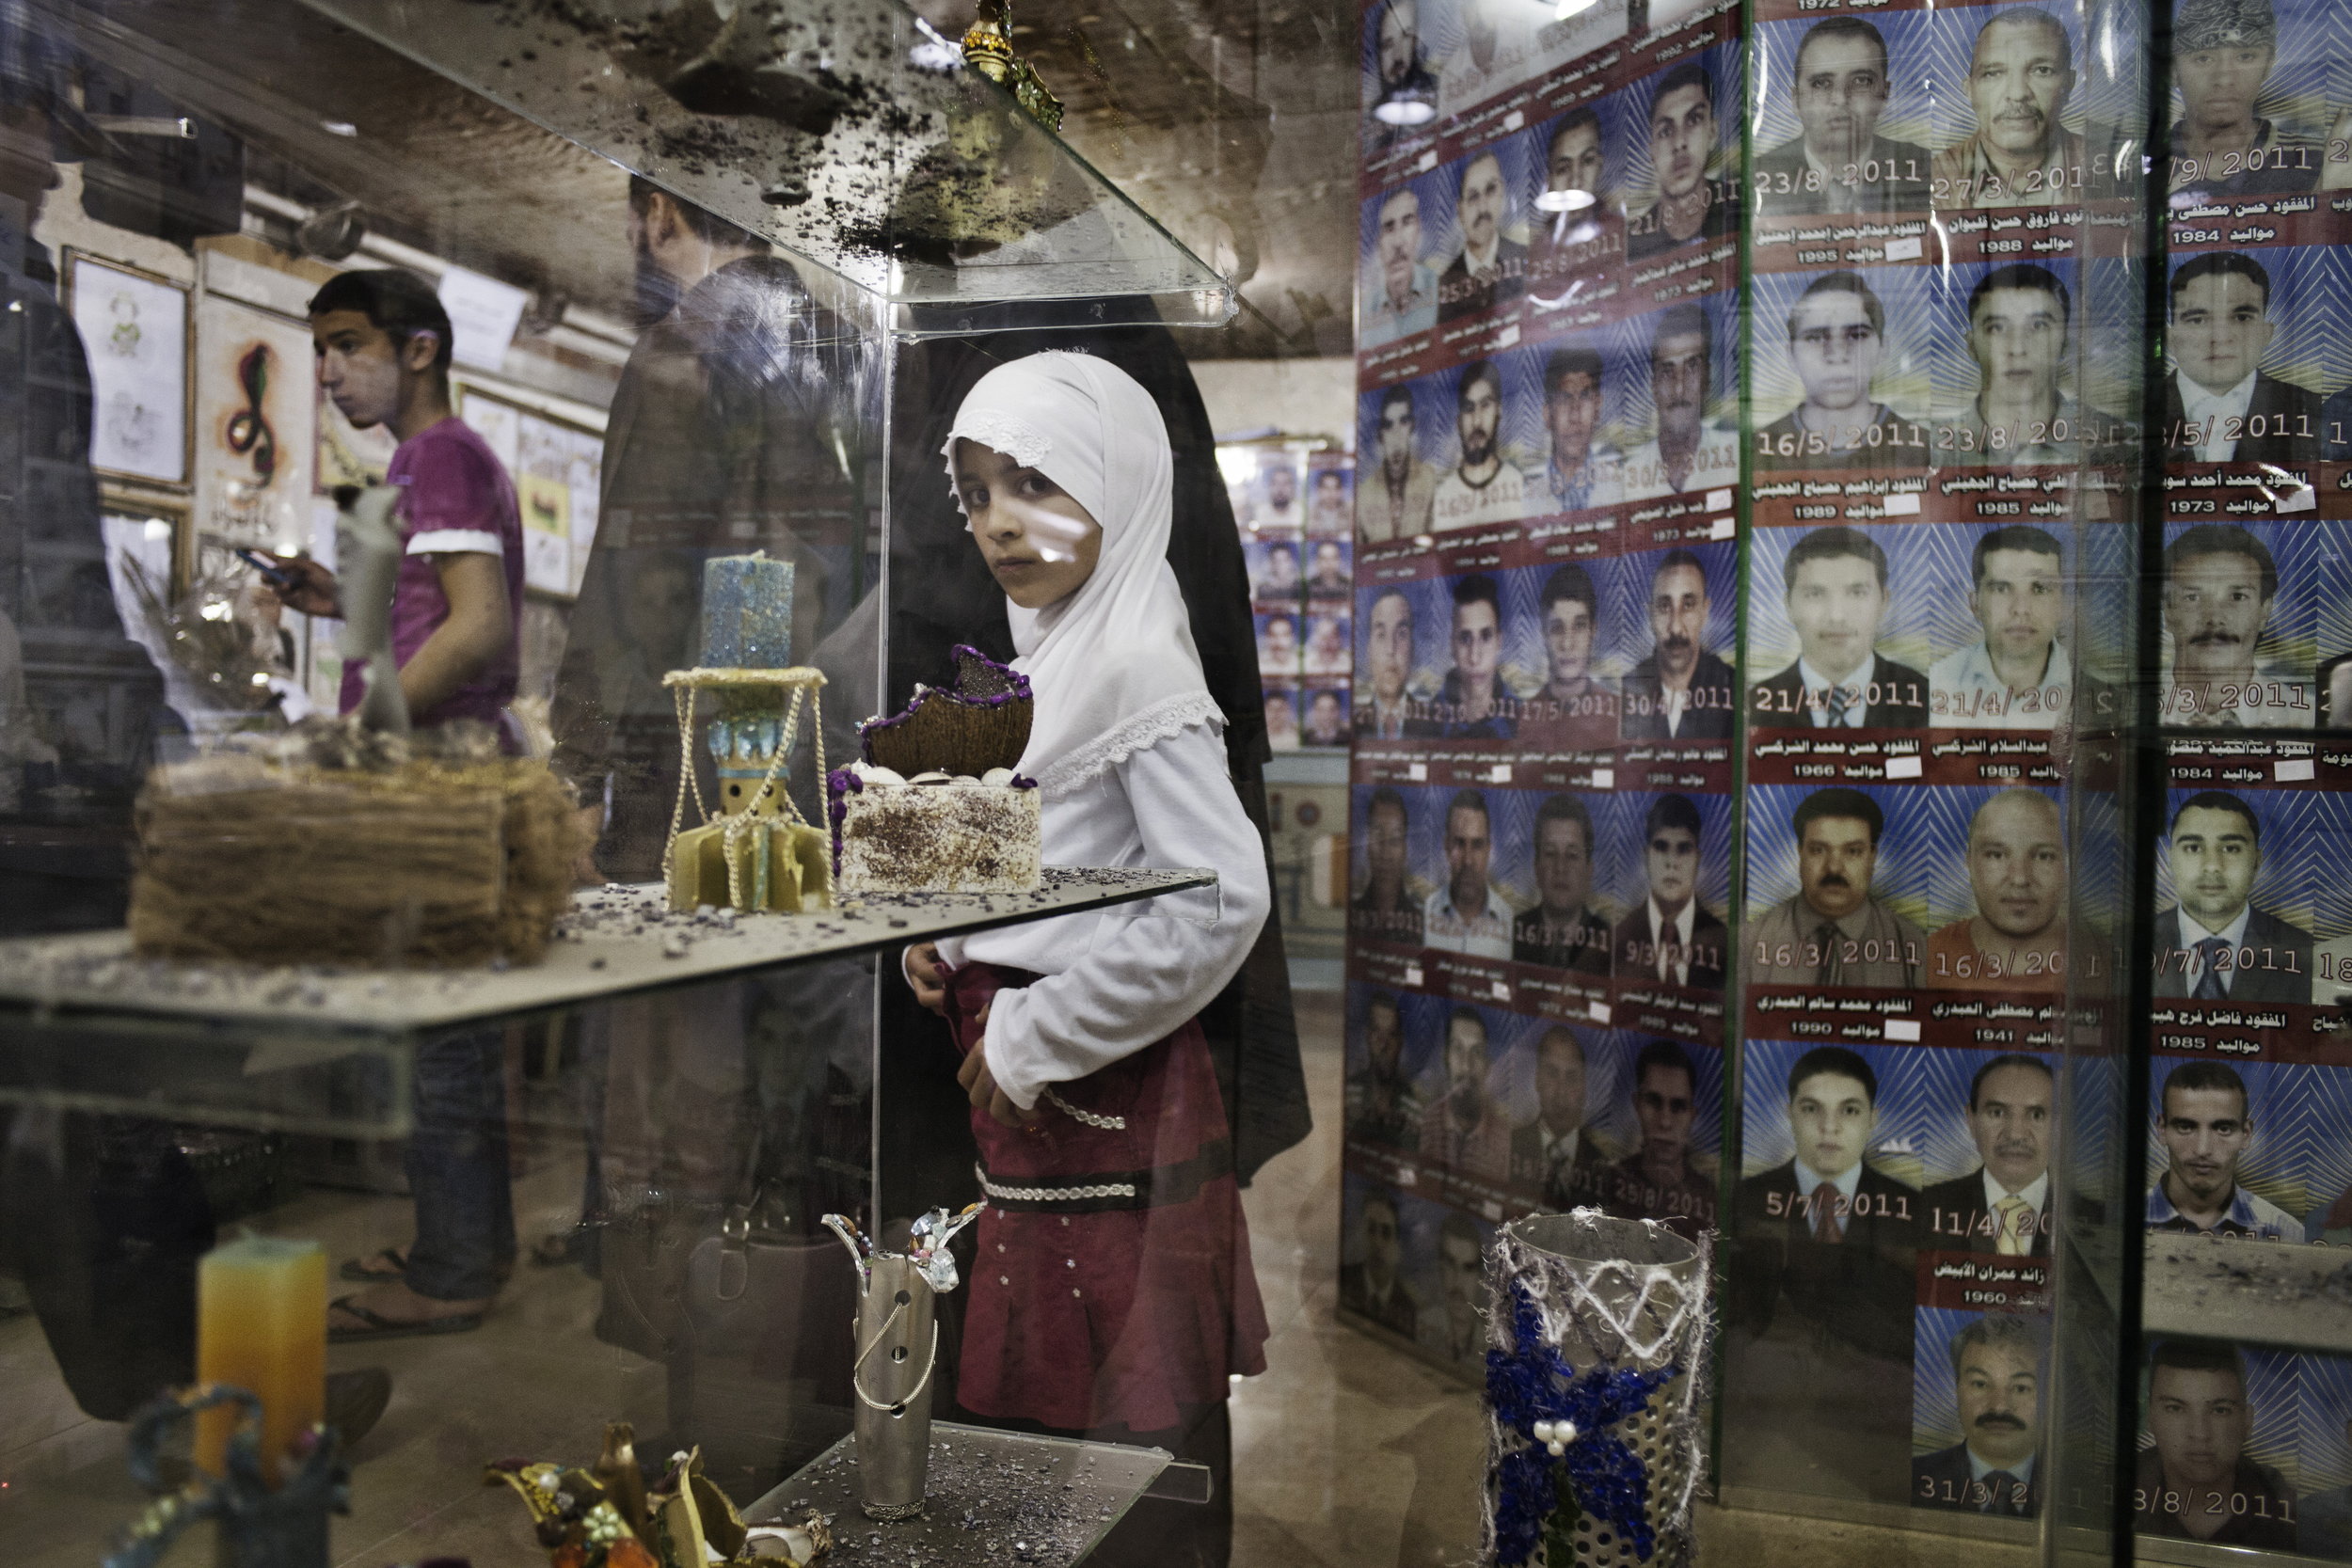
[195,1236,326,1486]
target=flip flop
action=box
[328,1294,484,1343]
[340,1246,410,1283]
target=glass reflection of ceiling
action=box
[295,0,1233,324]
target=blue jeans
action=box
[404,1028,515,1302]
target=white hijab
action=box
[944,352,1222,800]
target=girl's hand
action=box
[956,1002,1032,1128]
[903,942,948,1015]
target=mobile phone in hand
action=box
[235,548,299,592]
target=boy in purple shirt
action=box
[268,268,522,739]
[265,268,524,1339]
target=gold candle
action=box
[195,1235,327,1485]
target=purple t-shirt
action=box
[338,417,525,730]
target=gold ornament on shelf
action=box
[961,0,1064,132]
[485,1424,834,1568]
[660,666,833,915]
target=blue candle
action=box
[701,551,794,668]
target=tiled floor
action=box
[0,989,2034,1567]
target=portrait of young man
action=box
[1418,1006,1512,1178]
[1598,1038,1718,1235]
[1752,18,1931,215]
[1621,548,1735,740]
[1339,1187,1420,1338]
[1359,385,1438,545]
[1755,526,1931,727]
[1436,1212,1489,1365]
[2162,251,2322,467]
[1530,108,1609,273]
[2165,0,2319,198]
[1926,790,2068,991]
[2159,524,2312,728]
[1356,587,1436,740]
[1537,343,1621,513]
[1613,793,1727,990]
[1747,787,1927,988]
[1620,305,1739,500]
[1350,784,1426,947]
[1302,688,1348,746]
[1930,526,2082,729]
[2147,1060,2296,1240]
[1725,1043,1918,1503]
[1307,537,1351,597]
[1438,150,1527,325]
[1931,8,2084,209]
[1947,263,2117,466]
[1433,574,1518,739]
[1913,1314,2046,1516]
[1423,787,1515,958]
[1509,1026,1611,1209]
[1625,61,1735,261]
[1511,792,1612,975]
[1362,186,1438,348]
[2134,1340,2297,1548]
[1344,990,1422,1150]
[1258,611,1298,675]
[1516,562,1617,749]
[1756,272,1920,468]
[1430,362,1529,532]
[1310,467,1352,535]
[2153,790,2312,1002]
[1920,1053,2055,1254]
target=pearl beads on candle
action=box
[1530,1418,1579,1457]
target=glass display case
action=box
[0,2,1274,1564]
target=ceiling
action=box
[62,0,1356,359]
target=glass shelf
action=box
[0,868,1211,1136]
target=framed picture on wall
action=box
[193,293,318,554]
[63,250,193,488]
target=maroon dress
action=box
[946,961,1270,1433]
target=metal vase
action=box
[1486,1212,1712,1568]
[851,1253,940,1521]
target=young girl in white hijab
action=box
[902,352,1272,1546]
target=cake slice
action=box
[831,647,1043,895]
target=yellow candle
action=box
[195,1236,326,1486]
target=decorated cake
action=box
[830,647,1042,895]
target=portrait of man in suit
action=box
[1438,151,1526,324]
[2154,790,2312,1002]
[1725,1044,1918,1503]
[2146,1060,2297,1240]
[1752,18,1930,215]
[1931,8,2083,210]
[1510,1026,1610,1207]
[1913,1313,2047,1516]
[1756,271,1921,469]
[2163,251,2321,467]
[1362,186,1438,349]
[1600,1038,1718,1237]
[1437,1212,1488,1364]
[1339,1187,1420,1339]
[1921,1053,2055,1254]
[1512,793,1612,975]
[1929,525,2085,729]
[1419,1006,1513,1179]
[1756,526,1930,728]
[1350,784,1425,947]
[1747,787,1927,989]
[1344,990,1422,1150]
[1357,588,1433,740]
[2135,1339,2297,1548]
[1613,793,1727,990]
[1359,385,1438,545]
[1622,549,1736,740]
[1625,61,1734,261]
[1927,790,2067,991]
[2159,525,2312,728]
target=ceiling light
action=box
[322,119,358,137]
[1534,188,1596,213]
